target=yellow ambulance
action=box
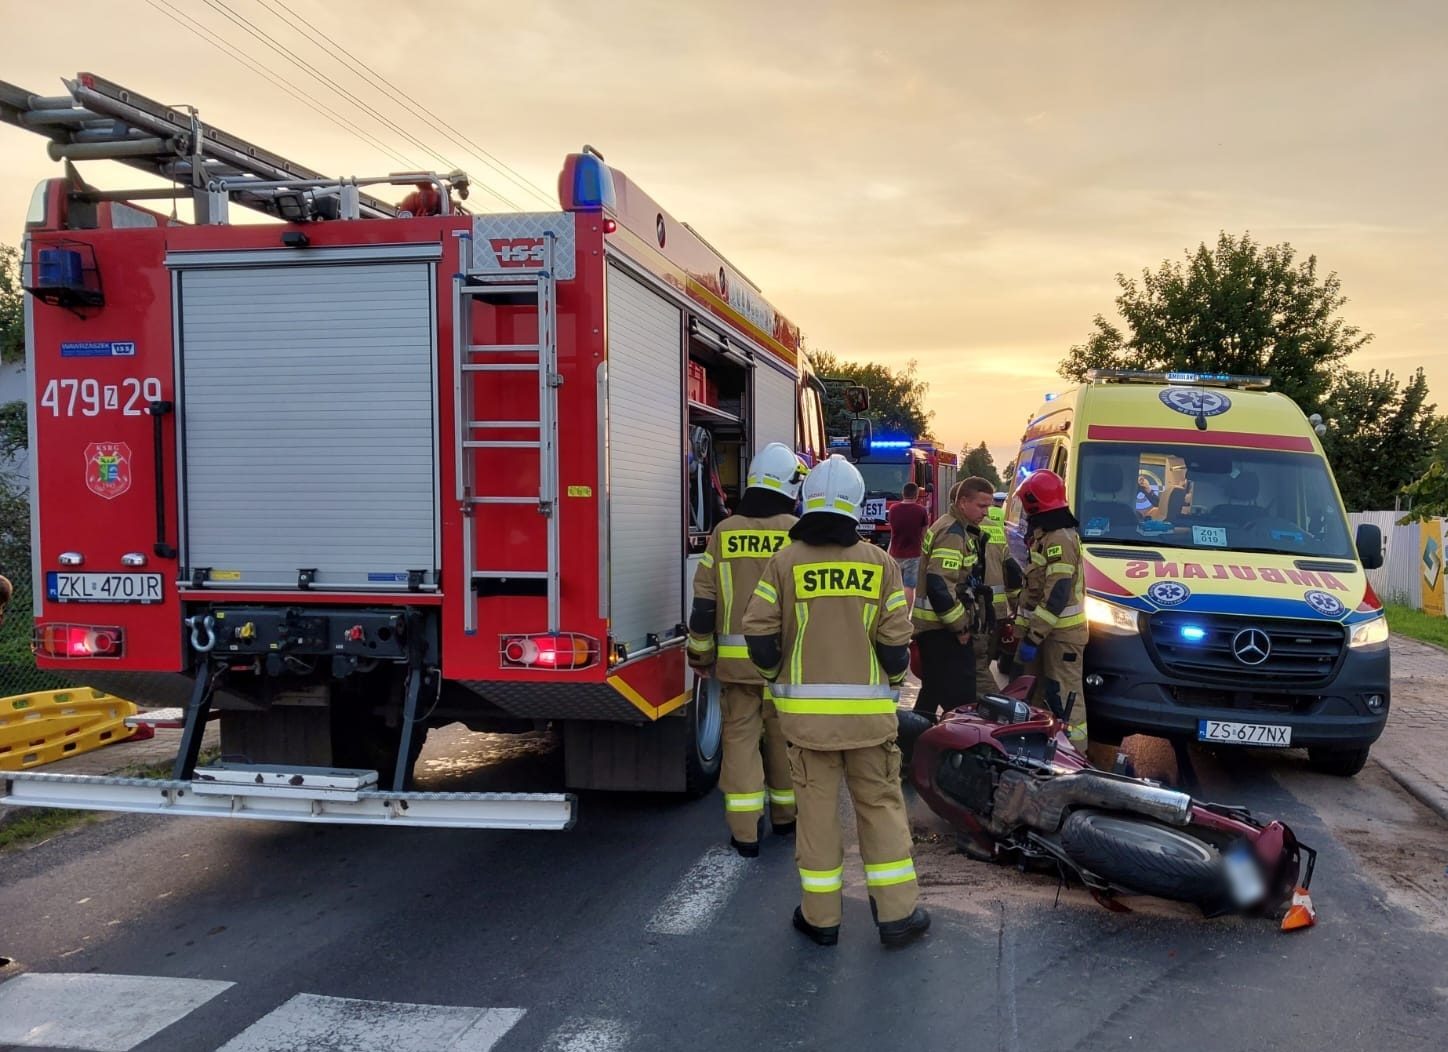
[1006,371,1389,776]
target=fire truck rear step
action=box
[1,769,577,830]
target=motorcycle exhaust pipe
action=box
[992,768,1194,834]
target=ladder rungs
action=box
[468,496,542,505]
[460,283,540,297]
[463,363,540,373]
[467,344,540,355]
[469,420,541,429]
[473,570,550,579]
[465,440,541,449]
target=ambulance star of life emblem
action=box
[85,441,133,500]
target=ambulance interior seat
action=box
[1211,472,1262,525]
[1162,485,1189,522]
[1079,462,1136,532]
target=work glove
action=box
[1016,641,1039,668]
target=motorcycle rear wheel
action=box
[1060,810,1224,903]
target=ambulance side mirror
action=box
[844,385,870,414]
[1355,523,1384,571]
[850,417,873,460]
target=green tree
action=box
[1399,461,1448,523]
[1,244,23,365]
[1323,368,1439,511]
[809,350,933,439]
[1059,232,1370,412]
[961,441,1002,488]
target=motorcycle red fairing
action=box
[902,678,1316,923]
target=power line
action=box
[200,0,521,208]
[260,0,557,209]
[144,0,417,170]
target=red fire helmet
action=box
[1017,469,1069,514]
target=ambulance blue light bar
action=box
[871,440,912,449]
[1086,369,1272,391]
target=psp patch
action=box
[1160,387,1232,418]
[1147,581,1191,607]
[1303,589,1345,617]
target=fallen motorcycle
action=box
[899,678,1317,929]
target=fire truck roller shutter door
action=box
[606,266,685,651]
[178,261,437,588]
[753,358,798,455]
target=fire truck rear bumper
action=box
[1,767,577,831]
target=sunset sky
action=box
[2,0,1444,467]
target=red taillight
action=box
[500,633,599,670]
[33,624,125,659]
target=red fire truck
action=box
[853,438,959,546]
[0,74,836,830]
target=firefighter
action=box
[1000,470,1115,769]
[911,476,993,719]
[688,443,807,856]
[976,496,1022,698]
[742,455,929,947]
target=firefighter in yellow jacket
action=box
[977,500,1024,697]
[688,443,808,856]
[743,455,930,947]
[1000,469,1115,769]
[911,477,991,718]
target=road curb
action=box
[1372,755,1448,825]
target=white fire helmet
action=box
[746,442,810,499]
[800,454,866,522]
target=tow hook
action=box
[186,614,217,653]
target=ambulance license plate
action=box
[1197,720,1292,747]
[47,572,163,604]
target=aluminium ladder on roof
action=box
[452,233,562,634]
[0,71,402,221]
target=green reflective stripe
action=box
[885,589,907,612]
[799,865,845,893]
[1030,550,1048,565]
[1034,608,1060,627]
[721,564,735,634]
[686,636,714,653]
[864,858,917,887]
[699,551,715,568]
[753,580,777,604]
[750,475,785,491]
[725,792,766,812]
[888,669,907,686]
[791,601,809,684]
[863,605,880,684]
[757,665,782,679]
[804,496,828,511]
[773,682,897,699]
[1047,562,1074,575]
[717,644,750,659]
[768,788,796,806]
[914,602,965,623]
[833,497,856,513]
[772,697,900,716]
[1057,615,1086,628]
[930,549,964,569]
[993,594,1010,611]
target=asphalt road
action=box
[2,726,1447,1052]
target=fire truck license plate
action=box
[47,572,163,604]
[1197,720,1292,747]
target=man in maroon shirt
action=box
[887,483,930,606]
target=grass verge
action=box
[0,807,98,851]
[1386,605,1448,650]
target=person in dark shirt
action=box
[887,483,930,606]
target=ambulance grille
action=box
[1146,612,1346,685]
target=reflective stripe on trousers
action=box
[799,864,845,893]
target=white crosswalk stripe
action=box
[214,993,525,1052]
[0,972,235,1051]
[544,1017,633,1052]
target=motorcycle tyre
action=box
[1060,810,1223,903]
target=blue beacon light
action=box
[1179,625,1207,643]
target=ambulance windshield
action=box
[1073,443,1356,559]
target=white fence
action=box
[1348,511,1420,608]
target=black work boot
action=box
[793,907,839,946]
[878,907,931,947]
[771,818,796,837]
[731,816,764,858]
